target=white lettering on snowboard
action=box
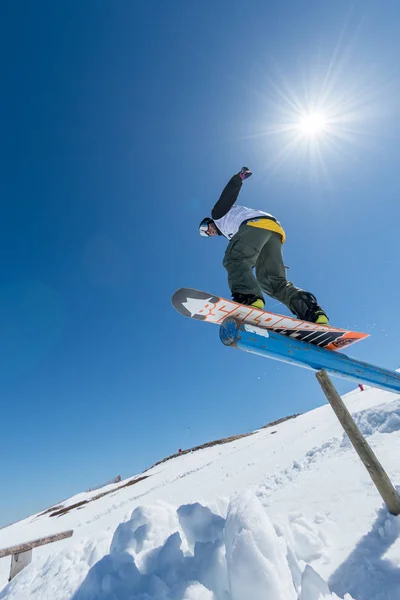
[182,297,237,321]
[183,296,331,333]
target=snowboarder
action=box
[199,167,329,324]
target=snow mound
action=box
[341,399,400,447]
[15,492,351,600]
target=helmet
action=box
[199,217,214,237]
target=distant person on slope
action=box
[199,167,329,325]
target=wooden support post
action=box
[9,550,32,581]
[0,530,73,581]
[316,370,400,516]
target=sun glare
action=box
[243,24,382,183]
[298,112,327,136]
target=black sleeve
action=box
[211,173,242,220]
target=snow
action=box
[224,491,297,600]
[1,385,400,599]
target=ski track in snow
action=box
[1,388,400,599]
[256,437,343,501]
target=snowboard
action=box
[172,288,369,351]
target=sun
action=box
[243,28,383,182]
[297,112,327,137]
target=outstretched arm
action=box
[211,173,243,220]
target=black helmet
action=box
[199,217,214,237]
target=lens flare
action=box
[238,18,384,183]
[298,112,327,136]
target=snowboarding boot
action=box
[239,167,253,180]
[232,292,264,310]
[289,291,329,325]
[315,312,329,325]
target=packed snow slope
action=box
[1,384,400,600]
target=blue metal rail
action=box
[219,318,400,394]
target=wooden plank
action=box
[0,530,73,558]
[316,369,400,515]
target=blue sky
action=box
[1,0,400,525]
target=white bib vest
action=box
[214,205,275,239]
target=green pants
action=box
[222,224,303,313]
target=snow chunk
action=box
[300,565,331,600]
[178,503,228,599]
[300,565,356,600]
[225,490,297,600]
[289,514,327,562]
[181,582,216,599]
[273,519,303,593]
[177,503,225,549]
[111,502,179,568]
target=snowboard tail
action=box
[172,288,369,352]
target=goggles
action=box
[199,218,214,237]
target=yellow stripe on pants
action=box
[246,219,286,243]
